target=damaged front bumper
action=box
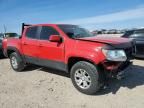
[116,61,132,80]
[101,60,132,79]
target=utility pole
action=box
[3,25,7,33]
[3,25,7,37]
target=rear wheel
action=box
[70,61,100,95]
[10,52,25,72]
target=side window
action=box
[26,26,38,39]
[132,30,144,38]
[40,26,59,40]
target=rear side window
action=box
[26,26,38,39]
[40,26,59,40]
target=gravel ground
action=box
[0,58,144,108]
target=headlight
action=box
[102,49,127,61]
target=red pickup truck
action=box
[3,23,134,95]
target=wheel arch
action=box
[67,57,97,72]
[6,47,21,57]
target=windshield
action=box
[58,25,94,39]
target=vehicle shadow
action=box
[23,65,70,78]
[134,57,144,60]
[21,64,144,95]
[0,55,6,59]
[97,64,144,95]
[40,67,70,78]
[23,65,42,71]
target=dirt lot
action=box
[0,58,144,108]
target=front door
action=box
[38,26,65,70]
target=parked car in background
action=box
[91,30,103,35]
[5,33,19,38]
[107,29,117,34]
[0,33,4,56]
[2,23,134,95]
[0,33,19,57]
[122,29,144,58]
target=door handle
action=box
[39,44,43,47]
[23,42,28,45]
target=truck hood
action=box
[77,36,133,48]
[78,36,131,44]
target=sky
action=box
[0,0,144,33]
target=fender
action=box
[7,46,20,56]
[6,46,26,63]
[66,50,106,65]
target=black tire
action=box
[0,53,4,58]
[10,52,25,72]
[70,61,100,95]
[0,49,5,58]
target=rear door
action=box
[38,26,65,70]
[22,26,40,63]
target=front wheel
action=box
[70,61,100,95]
[10,52,25,72]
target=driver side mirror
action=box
[49,35,62,42]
